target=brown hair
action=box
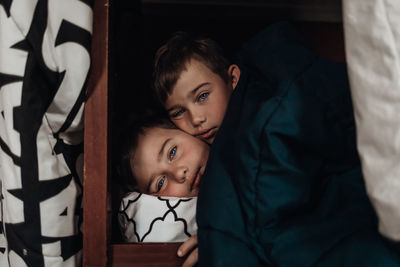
[153,31,230,104]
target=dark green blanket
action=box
[197,22,400,267]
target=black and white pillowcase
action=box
[0,1,92,266]
[119,192,198,243]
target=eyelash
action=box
[170,92,210,118]
[171,109,185,118]
[153,146,177,193]
[168,146,177,161]
[197,92,209,102]
[156,176,165,192]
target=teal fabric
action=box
[197,23,400,267]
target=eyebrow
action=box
[146,175,155,193]
[146,138,172,193]
[166,82,210,113]
[158,138,171,161]
[188,82,210,98]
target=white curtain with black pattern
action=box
[343,0,400,242]
[0,0,92,266]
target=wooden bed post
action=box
[83,0,109,266]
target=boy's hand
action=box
[177,234,198,267]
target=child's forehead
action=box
[134,126,193,164]
[142,126,195,146]
[165,57,219,96]
[175,58,217,84]
[142,126,176,138]
[188,57,213,71]
[134,127,171,162]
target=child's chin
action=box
[203,135,215,144]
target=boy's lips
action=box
[190,168,202,192]
[195,127,217,140]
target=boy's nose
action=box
[190,111,206,126]
[172,166,188,183]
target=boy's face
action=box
[131,127,210,197]
[165,59,240,144]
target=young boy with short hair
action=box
[119,113,209,197]
[153,31,240,144]
[118,113,207,267]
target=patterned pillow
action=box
[118,192,197,242]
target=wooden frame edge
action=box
[83,0,109,266]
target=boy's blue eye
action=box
[168,146,177,160]
[157,177,165,192]
[198,92,209,101]
[171,109,185,118]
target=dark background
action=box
[109,0,345,242]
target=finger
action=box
[182,247,198,267]
[178,235,198,257]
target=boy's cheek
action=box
[174,120,193,135]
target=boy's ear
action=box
[228,64,241,90]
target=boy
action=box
[119,113,209,197]
[119,113,207,267]
[153,31,240,144]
